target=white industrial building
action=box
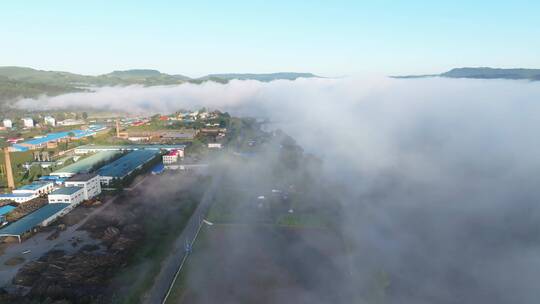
[162,150,181,164]
[22,117,34,128]
[64,173,101,200]
[48,187,85,205]
[0,192,38,203]
[208,143,222,149]
[44,116,56,126]
[57,119,85,126]
[3,119,12,128]
[12,181,55,196]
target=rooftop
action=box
[0,193,35,198]
[166,150,178,156]
[39,175,67,181]
[17,181,53,191]
[0,203,70,237]
[52,151,120,175]
[151,162,165,174]
[67,173,98,182]
[97,150,159,178]
[0,205,16,216]
[49,187,83,196]
[14,125,106,148]
[75,144,186,152]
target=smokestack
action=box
[3,147,15,189]
[116,119,120,138]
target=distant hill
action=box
[441,67,540,80]
[99,69,190,85]
[394,67,540,81]
[0,66,318,108]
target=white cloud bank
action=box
[14,77,540,303]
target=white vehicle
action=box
[22,250,31,254]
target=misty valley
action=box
[1,3,540,300]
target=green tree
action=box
[82,112,88,119]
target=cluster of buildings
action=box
[175,110,219,121]
[0,173,101,242]
[1,118,32,130]
[0,144,185,242]
[1,116,88,130]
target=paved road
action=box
[142,172,222,304]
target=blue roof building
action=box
[0,205,16,221]
[151,162,165,175]
[97,150,159,185]
[49,187,83,196]
[12,181,54,195]
[0,203,71,242]
[10,126,107,151]
[0,192,37,203]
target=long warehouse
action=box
[97,150,160,185]
[0,203,71,243]
[51,151,120,178]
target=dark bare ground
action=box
[0,173,207,304]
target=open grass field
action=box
[105,173,209,303]
[166,224,352,304]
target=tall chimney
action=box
[3,147,15,189]
[116,119,120,137]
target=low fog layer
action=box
[17,77,540,303]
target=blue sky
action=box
[1,0,539,77]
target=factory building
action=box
[51,151,120,178]
[162,149,183,164]
[0,205,15,223]
[3,119,12,128]
[208,143,222,149]
[97,150,159,185]
[74,144,186,154]
[12,181,55,196]
[0,203,72,243]
[11,125,107,151]
[48,187,85,205]
[39,175,67,185]
[64,173,101,200]
[44,116,56,126]
[0,193,38,204]
[22,117,34,128]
